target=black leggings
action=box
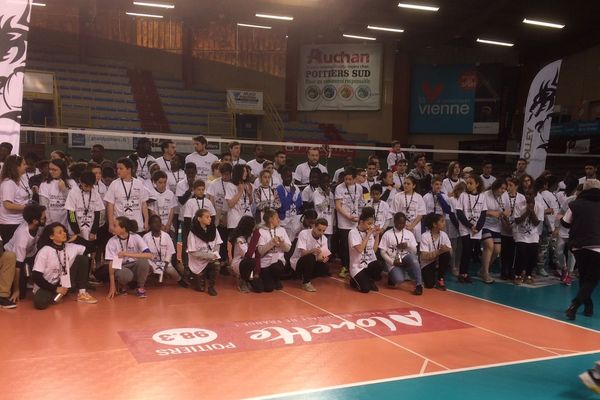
[350,260,384,293]
[573,249,600,306]
[33,255,90,310]
[254,260,285,293]
[422,252,451,288]
[515,242,539,277]
[0,224,20,244]
[295,254,330,283]
[338,229,351,268]
[460,236,480,275]
[500,235,516,278]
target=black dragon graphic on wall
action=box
[0,0,31,125]
[526,68,560,151]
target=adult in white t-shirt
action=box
[390,176,426,242]
[257,209,291,292]
[39,159,76,230]
[228,141,247,166]
[225,164,254,229]
[185,136,219,182]
[0,155,30,241]
[289,221,331,292]
[104,158,150,234]
[294,147,328,188]
[132,138,156,181]
[335,169,361,275]
[247,145,269,178]
[155,140,177,173]
[348,207,384,293]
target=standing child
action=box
[313,172,335,245]
[423,175,453,217]
[148,170,176,234]
[65,171,104,242]
[447,183,465,276]
[335,168,360,278]
[500,178,525,280]
[367,184,391,232]
[555,183,581,285]
[387,141,406,170]
[276,167,303,241]
[39,159,76,229]
[186,208,222,296]
[513,193,544,284]
[391,176,426,243]
[254,170,282,222]
[183,180,216,235]
[480,178,506,283]
[455,175,487,283]
[143,214,187,287]
[442,161,464,196]
[348,207,384,293]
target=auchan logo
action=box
[307,48,370,64]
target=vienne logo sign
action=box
[119,307,470,363]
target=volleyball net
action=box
[19,126,600,179]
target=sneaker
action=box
[413,285,423,296]
[436,279,447,291]
[0,297,17,309]
[563,274,573,286]
[580,370,600,395]
[117,287,128,296]
[136,288,147,298]
[237,279,250,293]
[177,279,189,288]
[514,275,523,285]
[451,267,459,277]
[537,267,549,277]
[483,274,495,284]
[77,292,98,304]
[339,267,349,278]
[525,276,534,285]
[369,281,379,292]
[302,282,317,292]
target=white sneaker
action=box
[302,282,317,292]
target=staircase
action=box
[263,94,284,141]
[127,69,170,132]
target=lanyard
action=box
[96,182,106,197]
[404,192,414,213]
[121,179,133,201]
[312,234,323,248]
[20,177,31,199]
[195,196,205,210]
[431,232,441,250]
[118,235,130,253]
[138,156,148,173]
[56,248,67,275]
[346,184,357,215]
[431,192,440,213]
[151,233,162,260]
[468,193,481,222]
[393,228,404,247]
[81,188,91,216]
[260,187,272,204]
[508,194,517,216]
[163,158,171,172]
[496,195,505,212]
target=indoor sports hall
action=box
[2,1,600,399]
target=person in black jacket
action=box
[562,179,600,321]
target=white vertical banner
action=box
[520,59,562,179]
[0,0,32,155]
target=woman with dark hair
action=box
[518,174,534,195]
[348,206,385,293]
[0,155,29,242]
[187,208,222,296]
[419,213,452,290]
[379,170,398,205]
[480,178,507,284]
[442,161,463,196]
[228,215,257,293]
[225,163,253,231]
[257,208,292,292]
[39,158,76,229]
[32,222,97,309]
[106,216,152,298]
[499,177,526,280]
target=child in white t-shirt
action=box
[187,208,222,296]
[257,208,292,292]
[367,184,391,232]
[147,170,176,234]
[289,219,331,292]
[65,171,105,241]
[143,215,187,287]
[419,214,452,290]
[348,207,385,293]
[513,193,544,285]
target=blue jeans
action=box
[388,254,423,286]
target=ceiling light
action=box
[126,12,164,18]
[237,23,272,30]
[32,2,46,6]
[397,3,439,12]
[523,18,565,29]
[133,1,174,9]
[255,13,293,21]
[476,38,514,47]
[367,25,404,33]
[343,34,377,41]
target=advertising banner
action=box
[520,60,562,178]
[298,44,382,111]
[226,90,264,114]
[0,0,32,155]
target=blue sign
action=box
[410,64,477,134]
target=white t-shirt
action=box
[155,156,173,173]
[423,192,450,216]
[387,151,406,169]
[442,178,463,197]
[186,229,222,274]
[205,177,229,226]
[539,190,559,231]
[225,182,253,229]
[258,226,291,268]
[481,175,496,190]
[64,185,105,239]
[483,190,502,233]
[4,222,39,261]
[183,196,216,219]
[104,178,149,232]
[393,173,407,190]
[557,195,576,238]
[333,167,345,184]
[362,179,380,194]
[39,179,76,228]
[335,183,361,230]
[166,169,184,194]
[512,201,545,243]
[95,181,109,226]
[390,191,426,241]
[33,243,85,292]
[499,192,526,237]
[0,179,30,224]
[379,228,417,271]
[313,187,335,235]
[252,175,281,191]
[447,197,460,239]
[135,155,156,181]
[148,187,177,228]
[294,162,328,186]
[105,233,149,264]
[455,192,488,239]
[367,200,391,230]
[143,231,176,273]
[301,185,319,204]
[231,157,247,166]
[419,230,452,268]
[247,159,268,177]
[348,228,377,277]
[175,179,191,222]
[289,228,330,270]
[230,235,249,275]
[185,151,219,182]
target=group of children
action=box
[0,137,596,309]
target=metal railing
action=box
[263,94,284,141]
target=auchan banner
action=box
[297,44,382,111]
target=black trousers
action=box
[573,249,600,306]
[33,255,89,310]
[295,254,330,283]
[0,224,20,244]
[460,236,480,275]
[217,226,229,262]
[500,235,516,279]
[515,242,539,276]
[422,252,451,288]
[338,229,351,268]
[254,260,285,293]
[170,218,180,269]
[350,260,384,293]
